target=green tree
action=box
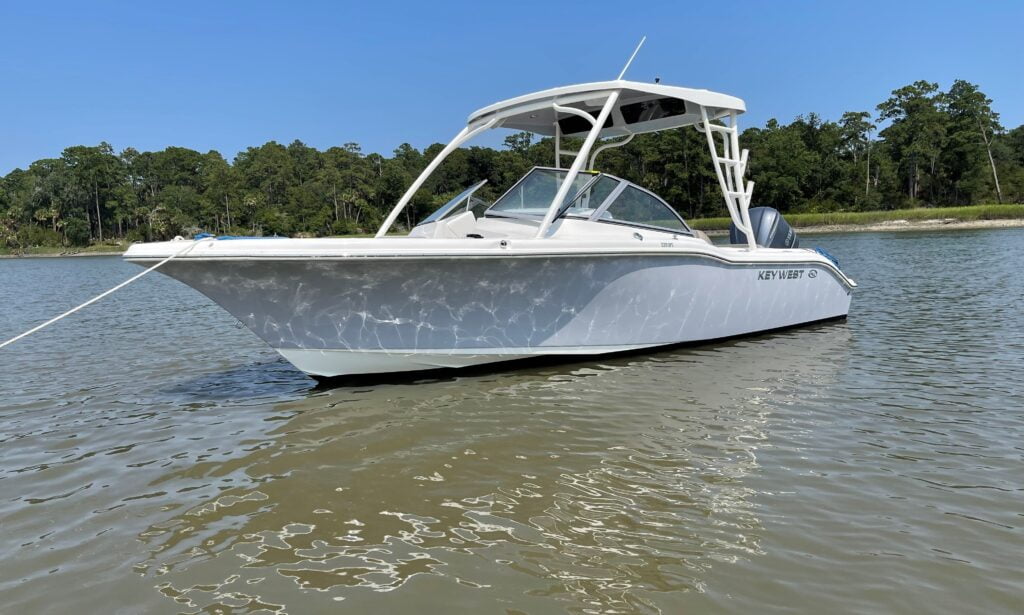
[234,142,295,210]
[839,111,876,202]
[503,132,533,154]
[61,143,123,242]
[199,151,242,233]
[743,119,817,211]
[877,81,947,204]
[943,80,1004,203]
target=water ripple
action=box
[0,231,1022,613]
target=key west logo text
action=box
[758,269,807,281]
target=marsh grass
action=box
[688,204,1024,230]
[0,242,127,257]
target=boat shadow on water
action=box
[307,316,851,391]
[162,317,851,403]
[155,319,851,415]
[160,359,313,402]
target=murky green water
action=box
[2,229,1022,614]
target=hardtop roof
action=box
[468,80,746,138]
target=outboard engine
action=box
[729,206,799,249]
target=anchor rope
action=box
[0,238,213,350]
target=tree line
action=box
[2,79,1022,249]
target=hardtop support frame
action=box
[375,83,758,249]
[697,107,756,249]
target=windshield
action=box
[560,175,620,218]
[487,168,597,216]
[599,186,688,231]
[419,180,488,225]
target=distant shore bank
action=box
[0,250,124,259]
[704,217,1024,236]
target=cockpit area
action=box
[409,167,696,240]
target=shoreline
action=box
[0,250,124,259]
[703,217,1024,237]
[2,218,1022,258]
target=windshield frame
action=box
[418,179,489,226]
[589,182,694,235]
[555,174,620,220]
[483,166,695,235]
[484,167,600,221]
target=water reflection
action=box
[135,324,849,613]
[5,232,1024,613]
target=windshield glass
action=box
[560,175,620,218]
[488,168,597,216]
[419,180,489,225]
[600,186,687,231]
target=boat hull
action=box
[154,253,853,377]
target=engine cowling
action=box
[729,207,799,249]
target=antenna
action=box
[616,36,646,80]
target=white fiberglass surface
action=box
[467,81,746,137]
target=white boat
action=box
[125,77,855,380]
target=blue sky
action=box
[1,0,1021,173]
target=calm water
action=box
[1,229,1022,614]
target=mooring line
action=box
[0,238,213,350]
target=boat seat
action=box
[438,210,477,238]
[407,211,482,239]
